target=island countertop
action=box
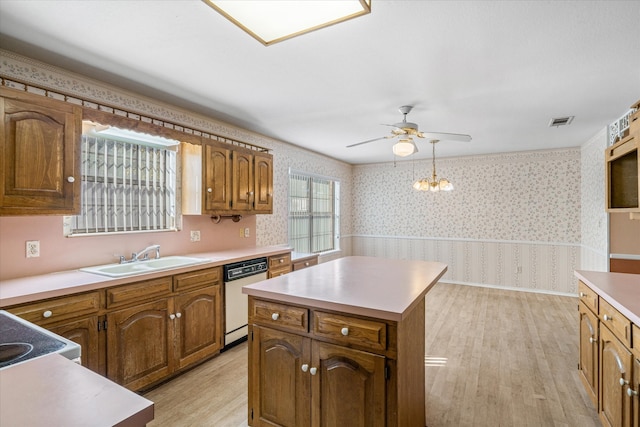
[242,256,448,321]
[574,270,640,325]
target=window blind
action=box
[69,135,177,235]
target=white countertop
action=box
[0,245,291,307]
[574,270,640,325]
[243,256,448,321]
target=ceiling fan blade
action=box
[420,132,472,142]
[346,136,389,148]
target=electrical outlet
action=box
[190,230,201,242]
[244,227,250,238]
[26,241,40,258]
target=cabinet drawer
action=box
[268,266,290,278]
[313,311,387,352]
[578,281,598,314]
[268,253,291,268]
[173,267,221,292]
[599,297,632,347]
[106,277,173,309]
[250,299,308,333]
[292,257,318,271]
[8,291,102,326]
[633,324,640,359]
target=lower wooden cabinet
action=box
[268,252,292,278]
[599,325,633,427]
[49,315,103,374]
[249,325,385,427]
[579,301,599,406]
[632,357,639,427]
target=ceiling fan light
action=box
[392,139,418,157]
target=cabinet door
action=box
[579,302,599,407]
[49,316,102,374]
[203,143,232,211]
[311,341,385,427]
[0,88,80,214]
[174,284,223,369]
[633,357,639,427]
[600,325,633,427]
[107,299,174,391]
[232,150,253,211]
[253,152,273,213]
[249,325,311,427]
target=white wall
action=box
[350,149,582,295]
[580,128,609,272]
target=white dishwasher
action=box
[223,257,268,348]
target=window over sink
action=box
[288,170,340,254]
[64,122,178,236]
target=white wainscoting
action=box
[349,235,580,295]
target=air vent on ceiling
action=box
[548,116,574,127]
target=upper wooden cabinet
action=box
[0,87,81,215]
[182,141,273,216]
[607,100,640,213]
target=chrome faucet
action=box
[119,245,161,264]
[133,245,161,262]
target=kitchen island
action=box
[243,256,447,427]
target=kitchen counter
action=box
[0,353,153,426]
[574,270,640,325]
[0,245,292,307]
[243,256,448,321]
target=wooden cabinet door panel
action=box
[174,285,223,369]
[579,301,599,407]
[0,88,80,214]
[633,357,639,427]
[49,316,101,374]
[311,341,385,427]
[250,326,311,427]
[107,299,173,391]
[600,325,633,427]
[253,153,273,213]
[203,143,231,211]
[232,150,253,211]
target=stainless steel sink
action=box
[80,256,211,277]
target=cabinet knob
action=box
[309,367,317,376]
[271,313,279,321]
[628,387,639,397]
[341,327,349,336]
[42,310,52,318]
[67,176,75,183]
[176,312,182,318]
[589,336,596,344]
[169,314,176,320]
[579,292,586,297]
[279,259,284,263]
[301,364,309,372]
[305,262,310,266]
[603,314,612,321]
[207,188,212,193]
[620,377,629,387]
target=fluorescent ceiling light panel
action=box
[204,0,371,45]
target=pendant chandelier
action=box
[413,140,453,192]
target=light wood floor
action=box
[144,283,600,427]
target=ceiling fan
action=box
[347,105,472,157]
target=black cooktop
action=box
[0,311,72,368]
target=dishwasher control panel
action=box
[224,257,268,281]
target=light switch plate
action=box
[26,241,40,258]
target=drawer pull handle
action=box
[279,259,284,263]
[628,387,639,397]
[67,176,75,183]
[169,314,176,320]
[603,314,612,321]
[579,292,586,297]
[207,188,212,193]
[341,327,349,336]
[305,262,310,266]
[176,312,182,318]
[301,364,309,372]
[589,337,596,344]
[271,313,279,321]
[42,310,52,318]
[309,367,317,375]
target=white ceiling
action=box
[1,1,639,164]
